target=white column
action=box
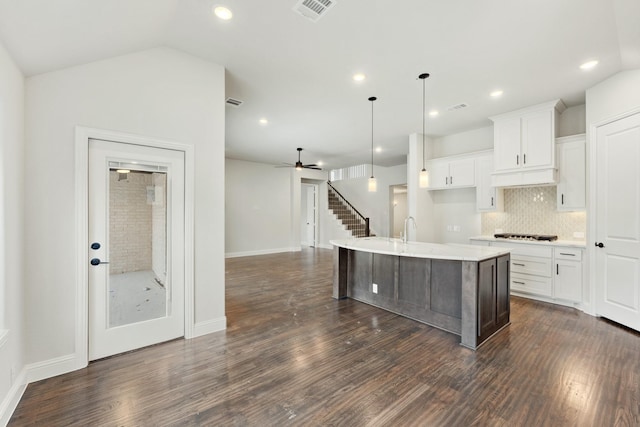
[407,132,435,242]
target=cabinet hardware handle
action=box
[561,194,564,205]
[595,242,605,248]
[513,263,525,266]
[524,153,526,164]
[513,281,525,285]
[450,176,453,185]
[516,154,519,165]
[446,177,448,185]
[491,197,494,206]
[559,253,575,256]
[557,264,559,275]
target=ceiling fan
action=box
[276,147,322,170]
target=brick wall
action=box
[109,171,153,274]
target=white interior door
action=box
[305,184,316,247]
[88,139,185,360]
[595,112,640,331]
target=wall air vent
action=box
[225,97,243,108]
[293,0,336,22]
[447,103,468,111]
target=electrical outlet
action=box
[372,283,378,294]
[573,231,585,239]
[453,225,461,232]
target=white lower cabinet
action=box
[470,239,584,306]
[553,248,582,302]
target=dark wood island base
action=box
[332,242,511,350]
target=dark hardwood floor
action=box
[10,248,640,426]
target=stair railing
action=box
[327,181,370,237]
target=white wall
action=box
[331,164,407,238]
[586,70,640,125]
[225,158,293,256]
[0,40,26,425]
[430,126,493,158]
[429,188,481,244]
[24,48,226,368]
[558,104,586,137]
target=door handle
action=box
[90,258,109,266]
[90,242,101,250]
[595,242,605,248]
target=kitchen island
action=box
[331,237,511,349]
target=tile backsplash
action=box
[481,186,586,240]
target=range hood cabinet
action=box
[490,99,565,188]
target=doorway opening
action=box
[389,184,408,238]
[301,183,319,247]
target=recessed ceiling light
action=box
[490,90,503,98]
[317,161,324,166]
[429,110,439,117]
[213,5,233,20]
[580,60,598,70]
[259,118,268,125]
[353,73,366,82]
[375,147,382,153]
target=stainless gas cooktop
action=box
[494,233,558,241]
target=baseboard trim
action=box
[317,243,333,250]
[192,317,227,338]
[0,368,27,427]
[225,247,299,258]
[25,353,81,384]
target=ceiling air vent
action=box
[225,97,243,108]
[447,103,468,111]
[293,0,336,22]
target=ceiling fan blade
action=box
[303,164,318,167]
[304,166,322,170]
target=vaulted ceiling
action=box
[1,0,638,168]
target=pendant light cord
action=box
[422,77,426,170]
[368,96,377,177]
[418,73,429,171]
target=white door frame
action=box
[74,126,195,369]
[588,106,640,317]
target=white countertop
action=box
[330,237,511,262]
[469,235,587,248]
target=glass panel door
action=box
[108,168,168,327]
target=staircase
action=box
[327,186,371,238]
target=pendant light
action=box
[368,96,377,192]
[418,73,430,188]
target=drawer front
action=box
[554,247,583,261]
[511,255,552,277]
[511,273,552,296]
[491,241,553,258]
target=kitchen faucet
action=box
[403,216,416,243]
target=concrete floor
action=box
[109,270,166,327]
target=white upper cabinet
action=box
[476,154,503,211]
[426,157,475,190]
[490,99,566,187]
[494,116,522,171]
[556,134,586,211]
